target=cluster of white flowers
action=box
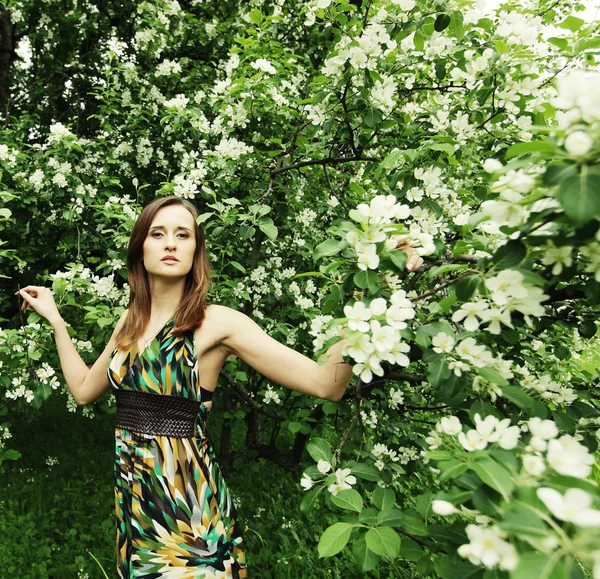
[46,456,59,467]
[372,442,401,471]
[450,270,548,335]
[300,459,357,496]
[5,382,34,403]
[48,122,76,144]
[537,487,600,528]
[458,524,518,571]
[155,59,182,77]
[0,144,18,166]
[370,74,397,115]
[35,363,60,389]
[553,69,600,131]
[431,333,513,399]
[388,387,404,409]
[250,58,277,75]
[172,173,201,199]
[212,137,253,160]
[322,22,397,76]
[430,414,520,452]
[360,409,378,428]
[531,429,594,480]
[342,292,414,382]
[163,94,189,110]
[263,385,281,404]
[28,169,45,190]
[347,194,435,272]
[517,366,576,405]
[479,167,537,232]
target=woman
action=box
[18,195,423,577]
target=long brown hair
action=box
[115,195,211,349]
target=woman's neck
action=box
[147,276,186,319]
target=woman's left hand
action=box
[390,234,424,272]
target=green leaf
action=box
[239,225,256,239]
[543,163,577,187]
[331,489,363,513]
[477,367,509,387]
[351,463,381,481]
[372,487,395,511]
[380,149,403,169]
[359,508,379,524]
[365,527,400,559]
[249,8,263,24]
[300,487,322,514]
[318,522,354,557]
[258,220,278,241]
[314,239,343,263]
[547,37,570,51]
[470,458,514,500]
[288,421,301,434]
[505,140,556,159]
[414,32,424,51]
[455,275,480,301]
[498,505,547,537]
[492,241,527,269]
[578,320,597,338]
[307,438,333,463]
[402,515,429,536]
[559,15,585,31]
[3,449,21,460]
[556,165,600,225]
[353,270,379,293]
[229,261,246,274]
[364,109,382,128]
[434,13,451,32]
[501,385,534,409]
[0,208,11,219]
[352,538,381,572]
[377,508,405,527]
[389,250,408,270]
[511,552,566,579]
[428,263,469,278]
[427,359,451,388]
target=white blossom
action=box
[538,487,600,527]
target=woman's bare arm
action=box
[213,305,352,401]
[18,286,127,406]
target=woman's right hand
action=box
[17,286,62,325]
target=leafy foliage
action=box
[1,0,600,576]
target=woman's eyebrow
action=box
[149,225,193,231]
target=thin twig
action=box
[270,156,378,175]
[410,272,477,302]
[221,371,287,421]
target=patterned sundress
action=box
[107,316,247,578]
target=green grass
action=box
[0,395,409,578]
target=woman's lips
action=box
[161,257,179,262]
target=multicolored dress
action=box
[107,317,247,578]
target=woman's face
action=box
[142,204,197,279]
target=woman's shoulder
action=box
[204,303,242,323]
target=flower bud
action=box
[432,500,459,515]
[564,131,593,157]
[483,158,504,173]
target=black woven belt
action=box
[115,390,201,438]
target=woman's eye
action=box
[178,233,189,239]
[151,231,162,238]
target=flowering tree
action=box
[1,0,600,576]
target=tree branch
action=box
[270,156,378,175]
[221,371,287,421]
